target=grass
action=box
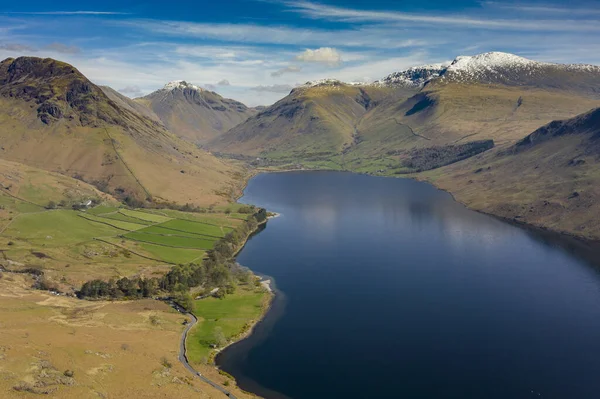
[123,231,216,249]
[79,213,148,231]
[119,209,172,223]
[0,274,247,399]
[5,210,121,246]
[187,285,269,363]
[158,219,232,238]
[136,225,217,239]
[96,211,154,225]
[104,237,206,264]
[142,209,242,228]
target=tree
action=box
[213,326,227,347]
[174,292,194,312]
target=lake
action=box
[217,171,600,399]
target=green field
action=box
[158,219,231,238]
[1,189,248,267]
[119,209,172,223]
[95,211,154,225]
[79,213,147,231]
[4,209,121,246]
[123,231,216,249]
[136,225,215,239]
[187,286,269,362]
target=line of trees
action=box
[76,209,267,309]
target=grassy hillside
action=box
[423,107,600,240]
[208,82,398,161]
[0,57,246,206]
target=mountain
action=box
[0,57,244,206]
[136,80,256,143]
[207,79,403,161]
[425,106,600,240]
[100,85,164,125]
[208,52,600,169]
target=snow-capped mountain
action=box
[377,52,600,92]
[161,80,206,92]
[137,80,256,143]
[374,62,450,88]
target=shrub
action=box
[160,357,172,369]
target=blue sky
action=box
[1,0,600,105]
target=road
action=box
[178,310,238,399]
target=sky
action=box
[1,0,600,106]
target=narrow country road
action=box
[179,311,238,399]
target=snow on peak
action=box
[162,80,205,92]
[375,62,451,88]
[301,79,345,88]
[446,52,544,73]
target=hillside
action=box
[207,80,401,161]
[424,107,600,240]
[100,85,164,125]
[0,57,245,206]
[210,52,600,173]
[137,81,256,143]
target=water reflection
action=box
[219,171,600,399]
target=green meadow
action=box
[1,189,246,275]
[187,285,269,363]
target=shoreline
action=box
[210,278,274,360]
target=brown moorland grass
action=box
[0,274,259,399]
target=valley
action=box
[1,48,600,399]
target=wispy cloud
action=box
[3,11,129,15]
[45,42,80,54]
[482,2,600,15]
[271,65,301,77]
[116,20,435,48]
[283,0,600,32]
[251,84,294,93]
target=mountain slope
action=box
[100,85,163,125]
[207,52,600,171]
[0,57,244,206]
[137,81,256,143]
[207,80,402,160]
[424,107,600,240]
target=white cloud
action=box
[295,47,341,66]
[251,84,295,93]
[271,65,302,77]
[217,79,230,86]
[119,85,144,97]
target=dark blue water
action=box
[218,171,600,399]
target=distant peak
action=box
[447,52,544,71]
[162,80,205,92]
[302,78,344,88]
